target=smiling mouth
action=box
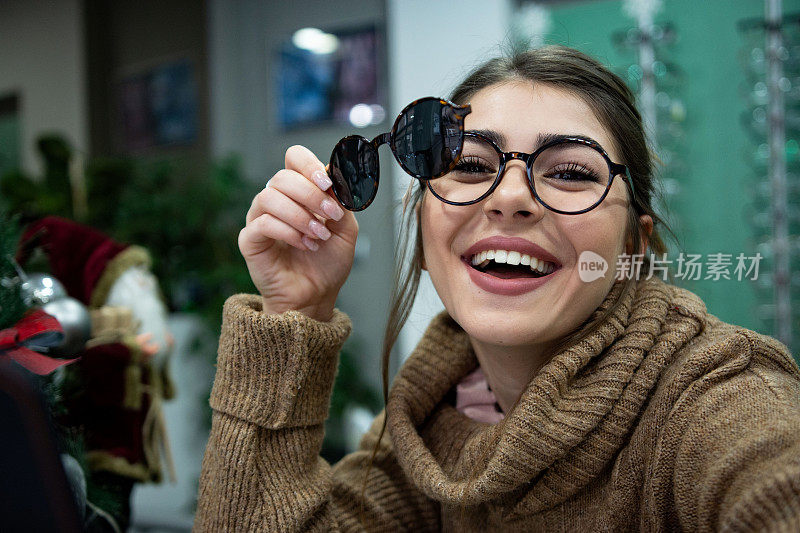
[468,250,557,279]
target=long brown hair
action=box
[361,44,673,509]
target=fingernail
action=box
[308,219,331,240]
[301,235,319,251]
[321,198,344,221]
[312,170,332,191]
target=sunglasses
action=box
[327,97,472,211]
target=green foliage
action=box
[2,134,382,455]
[83,157,135,230]
[1,139,255,520]
[0,135,74,219]
[0,211,26,329]
[0,134,255,329]
[100,155,254,324]
[0,169,42,215]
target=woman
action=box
[195,46,800,531]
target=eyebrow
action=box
[466,129,603,151]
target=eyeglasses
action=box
[327,98,633,214]
[425,132,634,215]
[327,97,471,211]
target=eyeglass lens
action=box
[427,135,614,213]
[328,98,468,211]
[392,99,464,179]
[329,136,379,211]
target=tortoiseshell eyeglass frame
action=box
[424,131,636,215]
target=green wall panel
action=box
[540,0,799,336]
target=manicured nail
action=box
[311,170,332,191]
[308,219,331,240]
[301,235,319,251]
[321,198,344,221]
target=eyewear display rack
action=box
[739,1,799,354]
[615,0,686,239]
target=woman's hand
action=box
[238,145,358,322]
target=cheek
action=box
[558,206,630,265]
[420,198,451,275]
[419,200,435,264]
[419,195,468,263]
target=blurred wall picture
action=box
[276,25,385,130]
[116,59,199,152]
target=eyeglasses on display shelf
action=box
[613,3,685,240]
[738,8,800,354]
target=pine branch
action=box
[0,210,26,329]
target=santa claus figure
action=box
[18,216,174,530]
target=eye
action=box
[453,156,495,174]
[544,162,601,183]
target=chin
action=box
[452,309,562,350]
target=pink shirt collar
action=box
[455,366,505,424]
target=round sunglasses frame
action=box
[424,131,636,215]
[328,97,472,211]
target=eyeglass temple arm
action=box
[614,163,636,199]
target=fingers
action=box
[264,187,334,240]
[242,145,348,255]
[248,145,344,222]
[248,169,344,225]
[239,211,318,256]
[285,144,332,191]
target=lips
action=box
[461,236,561,296]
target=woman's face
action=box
[420,81,635,354]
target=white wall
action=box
[207,0,387,180]
[131,315,215,531]
[207,0,393,403]
[388,0,513,360]
[0,0,87,174]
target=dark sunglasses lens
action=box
[393,99,464,179]
[329,136,379,211]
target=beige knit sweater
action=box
[195,278,800,531]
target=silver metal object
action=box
[21,272,68,306]
[765,0,793,349]
[41,297,91,357]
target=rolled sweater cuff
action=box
[210,294,352,429]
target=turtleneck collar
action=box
[386,277,706,514]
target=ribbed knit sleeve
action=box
[194,295,440,532]
[665,333,800,532]
[208,294,351,429]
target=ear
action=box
[626,214,653,255]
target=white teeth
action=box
[469,249,556,274]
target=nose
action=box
[482,157,545,221]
